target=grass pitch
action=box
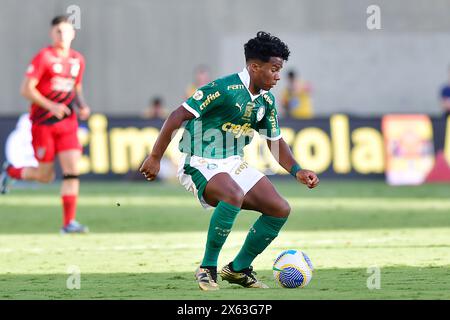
[0,179,449,299]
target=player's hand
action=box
[49,103,71,119]
[78,105,91,121]
[139,154,160,181]
[296,170,319,189]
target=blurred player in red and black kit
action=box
[0,15,90,233]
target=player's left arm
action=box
[73,54,90,120]
[260,93,318,189]
[267,138,319,189]
[75,83,90,120]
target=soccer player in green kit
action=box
[140,32,319,290]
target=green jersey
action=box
[179,68,282,159]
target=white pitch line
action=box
[1,234,449,254]
[1,196,450,210]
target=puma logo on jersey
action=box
[235,103,243,111]
[228,84,245,90]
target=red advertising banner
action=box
[382,115,435,185]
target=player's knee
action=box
[223,187,245,207]
[277,200,291,218]
[63,173,79,180]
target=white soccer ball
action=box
[273,249,314,288]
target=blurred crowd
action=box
[142,64,450,121]
[141,65,316,121]
[441,66,450,118]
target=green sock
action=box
[201,201,241,267]
[232,215,287,271]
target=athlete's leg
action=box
[58,150,80,194]
[199,173,245,268]
[5,122,56,185]
[6,125,55,183]
[241,176,291,217]
[24,163,54,182]
[8,162,55,183]
[203,172,245,208]
[54,115,87,232]
[1,161,54,194]
[58,149,81,228]
[231,176,290,271]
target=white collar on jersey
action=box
[238,67,268,102]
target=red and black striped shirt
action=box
[25,46,85,125]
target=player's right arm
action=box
[20,77,71,119]
[140,81,225,180]
[139,106,195,181]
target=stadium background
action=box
[0,0,449,300]
[1,0,450,116]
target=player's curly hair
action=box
[244,31,290,62]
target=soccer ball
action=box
[273,249,314,288]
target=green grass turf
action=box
[0,179,449,299]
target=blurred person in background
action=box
[440,65,450,118]
[0,15,90,234]
[4,113,38,169]
[133,96,172,181]
[280,70,314,119]
[142,96,167,119]
[185,65,211,99]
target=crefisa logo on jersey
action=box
[256,106,265,122]
[193,90,204,101]
[199,91,221,110]
[269,110,278,132]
